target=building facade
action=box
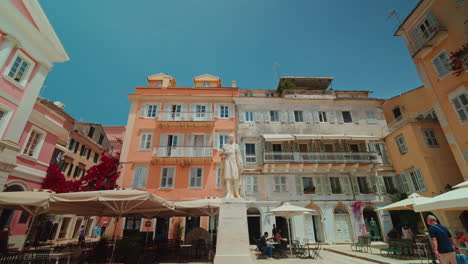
[237,77,396,244]
[394,0,468,179]
[119,73,239,240]
[383,86,465,231]
[0,0,69,191]
[103,126,126,154]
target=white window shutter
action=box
[214,133,219,150]
[264,111,270,122]
[165,103,172,113]
[295,175,303,194]
[280,111,288,122]
[207,103,212,114]
[132,167,141,188]
[351,176,360,194]
[190,104,196,113]
[323,175,332,194]
[304,111,312,122]
[214,104,220,117]
[337,111,344,123]
[167,167,175,187]
[416,168,426,191]
[313,111,320,123]
[254,112,263,122]
[328,111,336,123]
[146,133,153,149]
[342,176,352,194]
[190,167,197,187]
[159,134,168,146]
[376,175,386,194]
[289,110,295,123]
[228,104,234,118]
[140,104,148,117]
[204,134,211,147]
[239,111,245,122]
[255,141,262,164]
[187,134,194,147]
[315,176,323,194]
[177,133,184,146]
[156,103,161,118]
[352,111,359,124]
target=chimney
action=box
[231,80,237,88]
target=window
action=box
[432,50,451,78]
[220,105,229,118]
[349,144,359,152]
[357,177,370,194]
[341,111,353,123]
[155,80,163,87]
[23,129,44,158]
[245,112,254,122]
[125,217,141,231]
[189,167,203,188]
[245,175,259,194]
[423,129,438,146]
[139,133,153,150]
[7,56,29,82]
[329,177,342,194]
[74,142,80,153]
[383,176,397,194]
[219,135,228,149]
[266,92,275,97]
[93,153,99,163]
[270,111,280,122]
[245,143,256,165]
[302,177,315,194]
[272,144,282,152]
[0,108,10,138]
[160,167,175,188]
[132,167,148,189]
[395,135,408,154]
[141,104,159,118]
[298,144,308,152]
[366,111,377,124]
[18,211,30,224]
[67,164,74,176]
[294,111,304,122]
[87,127,95,138]
[68,138,75,150]
[324,144,334,152]
[393,107,402,119]
[73,166,81,178]
[319,112,327,122]
[244,92,253,97]
[216,167,223,188]
[274,176,287,193]
[80,145,86,156]
[451,92,468,123]
[409,168,426,191]
[98,134,104,145]
[202,81,210,88]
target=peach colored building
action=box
[394,0,468,179]
[383,86,465,231]
[103,126,126,154]
[120,73,239,239]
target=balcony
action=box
[387,112,438,133]
[156,112,214,128]
[152,146,212,163]
[411,24,448,58]
[264,152,380,164]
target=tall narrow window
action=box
[98,134,104,145]
[383,176,397,194]
[341,111,353,123]
[220,105,229,118]
[7,56,29,82]
[270,111,280,122]
[67,164,74,176]
[395,135,408,154]
[93,153,99,163]
[423,129,438,146]
[329,177,342,194]
[432,50,452,78]
[357,177,370,194]
[245,143,256,165]
[393,107,402,119]
[160,167,175,188]
[219,135,228,149]
[294,111,304,122]
[189,167,203,188]
[68,138,75,150]
[302,177,315,194]
[216,167,223,189]
[245,112,254,122]
[88,127,95,138]
[273,176,287,193]
[23,130,43,157]
[132,167,148,189]
[319,112,327,122]
[139,133,153,150]
[409,168,426,191]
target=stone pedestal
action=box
[214,198,254,264]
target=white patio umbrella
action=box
[0,190,54,246]
[414,187,468,212]
[376,193,429,227]
[50,189,175,262]
[266,202,314,255]
[453,180,468,189]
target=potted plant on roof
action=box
[277,79,296,94]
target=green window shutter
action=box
[342,176,352,194]
[313,111,320,123]
[323,175,332,194]
[264,111,271,122]
[328,111,336,123]
[255,141,263,164]
[351,176,360,194]
[376,175,386,194]
[288,110,295,123]
[295,175,303,194]
[315,176,324,194]
[337,111,344,123]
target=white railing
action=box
[411,23,446,56]
[153,147,212,157]
[264,152,380,163]
[159,112,213,121]
[245,155,257,165]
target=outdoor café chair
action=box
[254,239,269,259]
[351,236,372,253]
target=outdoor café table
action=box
[180,244,192,263]
[49,251,72,264]
[270,241,288,258]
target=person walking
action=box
[426,215,461,264]
[78,225,85,247]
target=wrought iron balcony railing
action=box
[159,112,214,121]
[264,152,380,163]
[153,146,212,157]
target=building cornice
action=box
[29,110,69,137]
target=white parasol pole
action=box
[286,216,293,256]
[110,215,121,263]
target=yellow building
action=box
[383,86,465,231]
[394,0,468,179]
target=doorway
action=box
[155,218,169,241]
[363,207,382,241]
[247,207,261,244]
[184,216,200,237]
[334,207,353,243]
[0,185,24,230]
[275,216,290,241]
[304,214,325,243]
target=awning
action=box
[263,134,294,141]
[293,134,322,140]
[348,135,381,141]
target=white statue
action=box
[219,135,243,198]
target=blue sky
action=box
[40,0,422,125]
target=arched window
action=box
[334,207,349,215]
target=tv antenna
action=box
[387,9,416,52]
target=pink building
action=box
[103,126,126,154]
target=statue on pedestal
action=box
[219,135,243,198]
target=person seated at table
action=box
[387,227,400,240]
[274,229,288,248]
[402,224,414,240]
[259,232,273,258]
[456,231,468,247]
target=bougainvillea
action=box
[350,201,374,236]
[41,152,120,193]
